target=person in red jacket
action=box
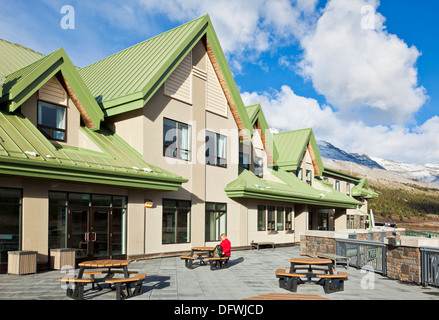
[219,233,231,257]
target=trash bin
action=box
[7,251,38,275]
[50,248,76,270]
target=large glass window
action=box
[267,206,275,231]
[257,205,266,231]
[306,170,312,185]
[239,141,251,170]
[205,203,227,241]
[162,199,191,244]
[38,101,67,141]
[0,188,22,273]
[205,130,227,168]
[163,118,192,161]
[276,207,284,231]
[257,205,293,232]
[285,207,293,231]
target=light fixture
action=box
[144,200,154,208]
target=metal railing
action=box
[336,238,387,275]
[421,247,439,287]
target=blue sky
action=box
[1,0,438,164]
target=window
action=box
[0,188,22,273]
[276,207,284,231]
[163,118,192,161]
[38,101,66,141]
[297,168,303,180]
[335,180,340,191]
[267,206,275,231]
[257,205,293,232]
[239,141,251,170]
[346,183,351,195]
[205,131,227,167]
[306,170,312,185]
[257,205,266,231]
[285,207,293,231]
[162,199,191,244]
[205,203,227,241]
[254,156,263,178]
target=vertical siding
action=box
[206,55,228,117]
[164,51,192,104]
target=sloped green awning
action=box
[225,168,362,209]
[0,110,187,191]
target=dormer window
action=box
[37,101,67,142]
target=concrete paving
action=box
[0,246,438,301]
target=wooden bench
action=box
[104,273,146,300]
[316,272,349,293]
[83,270,139,290]
[58,277,95,300]
[203,256,230,270]
[180,256,198,269]
[275,269,307,292]
[250,241,275,250]
[317,253,350,270]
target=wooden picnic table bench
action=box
[105,273,146,300]
[250,241,275,250]
[316,271,349,293]
[275,268,307,292]
[58,276,95,300]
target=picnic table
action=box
[290,257,334,280]
[59,259,146,300]
[180,247,229,270]
[275,257,349,294]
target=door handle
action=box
[84,232,89,242]
[92,232,97,242]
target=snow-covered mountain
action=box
[316,140,439,186]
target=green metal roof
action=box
[351,178,379,199]
[225,168,362,209]
[0,48,104,130]
[0,39,44,79]
[273,128,324,173]
[78,14,252,134]
[0,109,187,190]
[245,104,279,164]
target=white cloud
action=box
[242,86,439,164]
[297,0,428,125]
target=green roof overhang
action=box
[0,157,187,191]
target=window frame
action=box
[163,118,192,162]
[205,130,227,168]
[205,202,227,242]
[37,100,67,142]
[162,199,191,244]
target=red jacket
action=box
[220,238,231,256]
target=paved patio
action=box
[0,246,438,300]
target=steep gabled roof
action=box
[0,47,104,130]
[273,128,324,175]
[351,177,379,199]
[79,15,252,137]
[245,103,278,165]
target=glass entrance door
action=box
[69,208,111,261]
[70,208,89,260]
[92,209,110,258]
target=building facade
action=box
[0,15,377,273]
